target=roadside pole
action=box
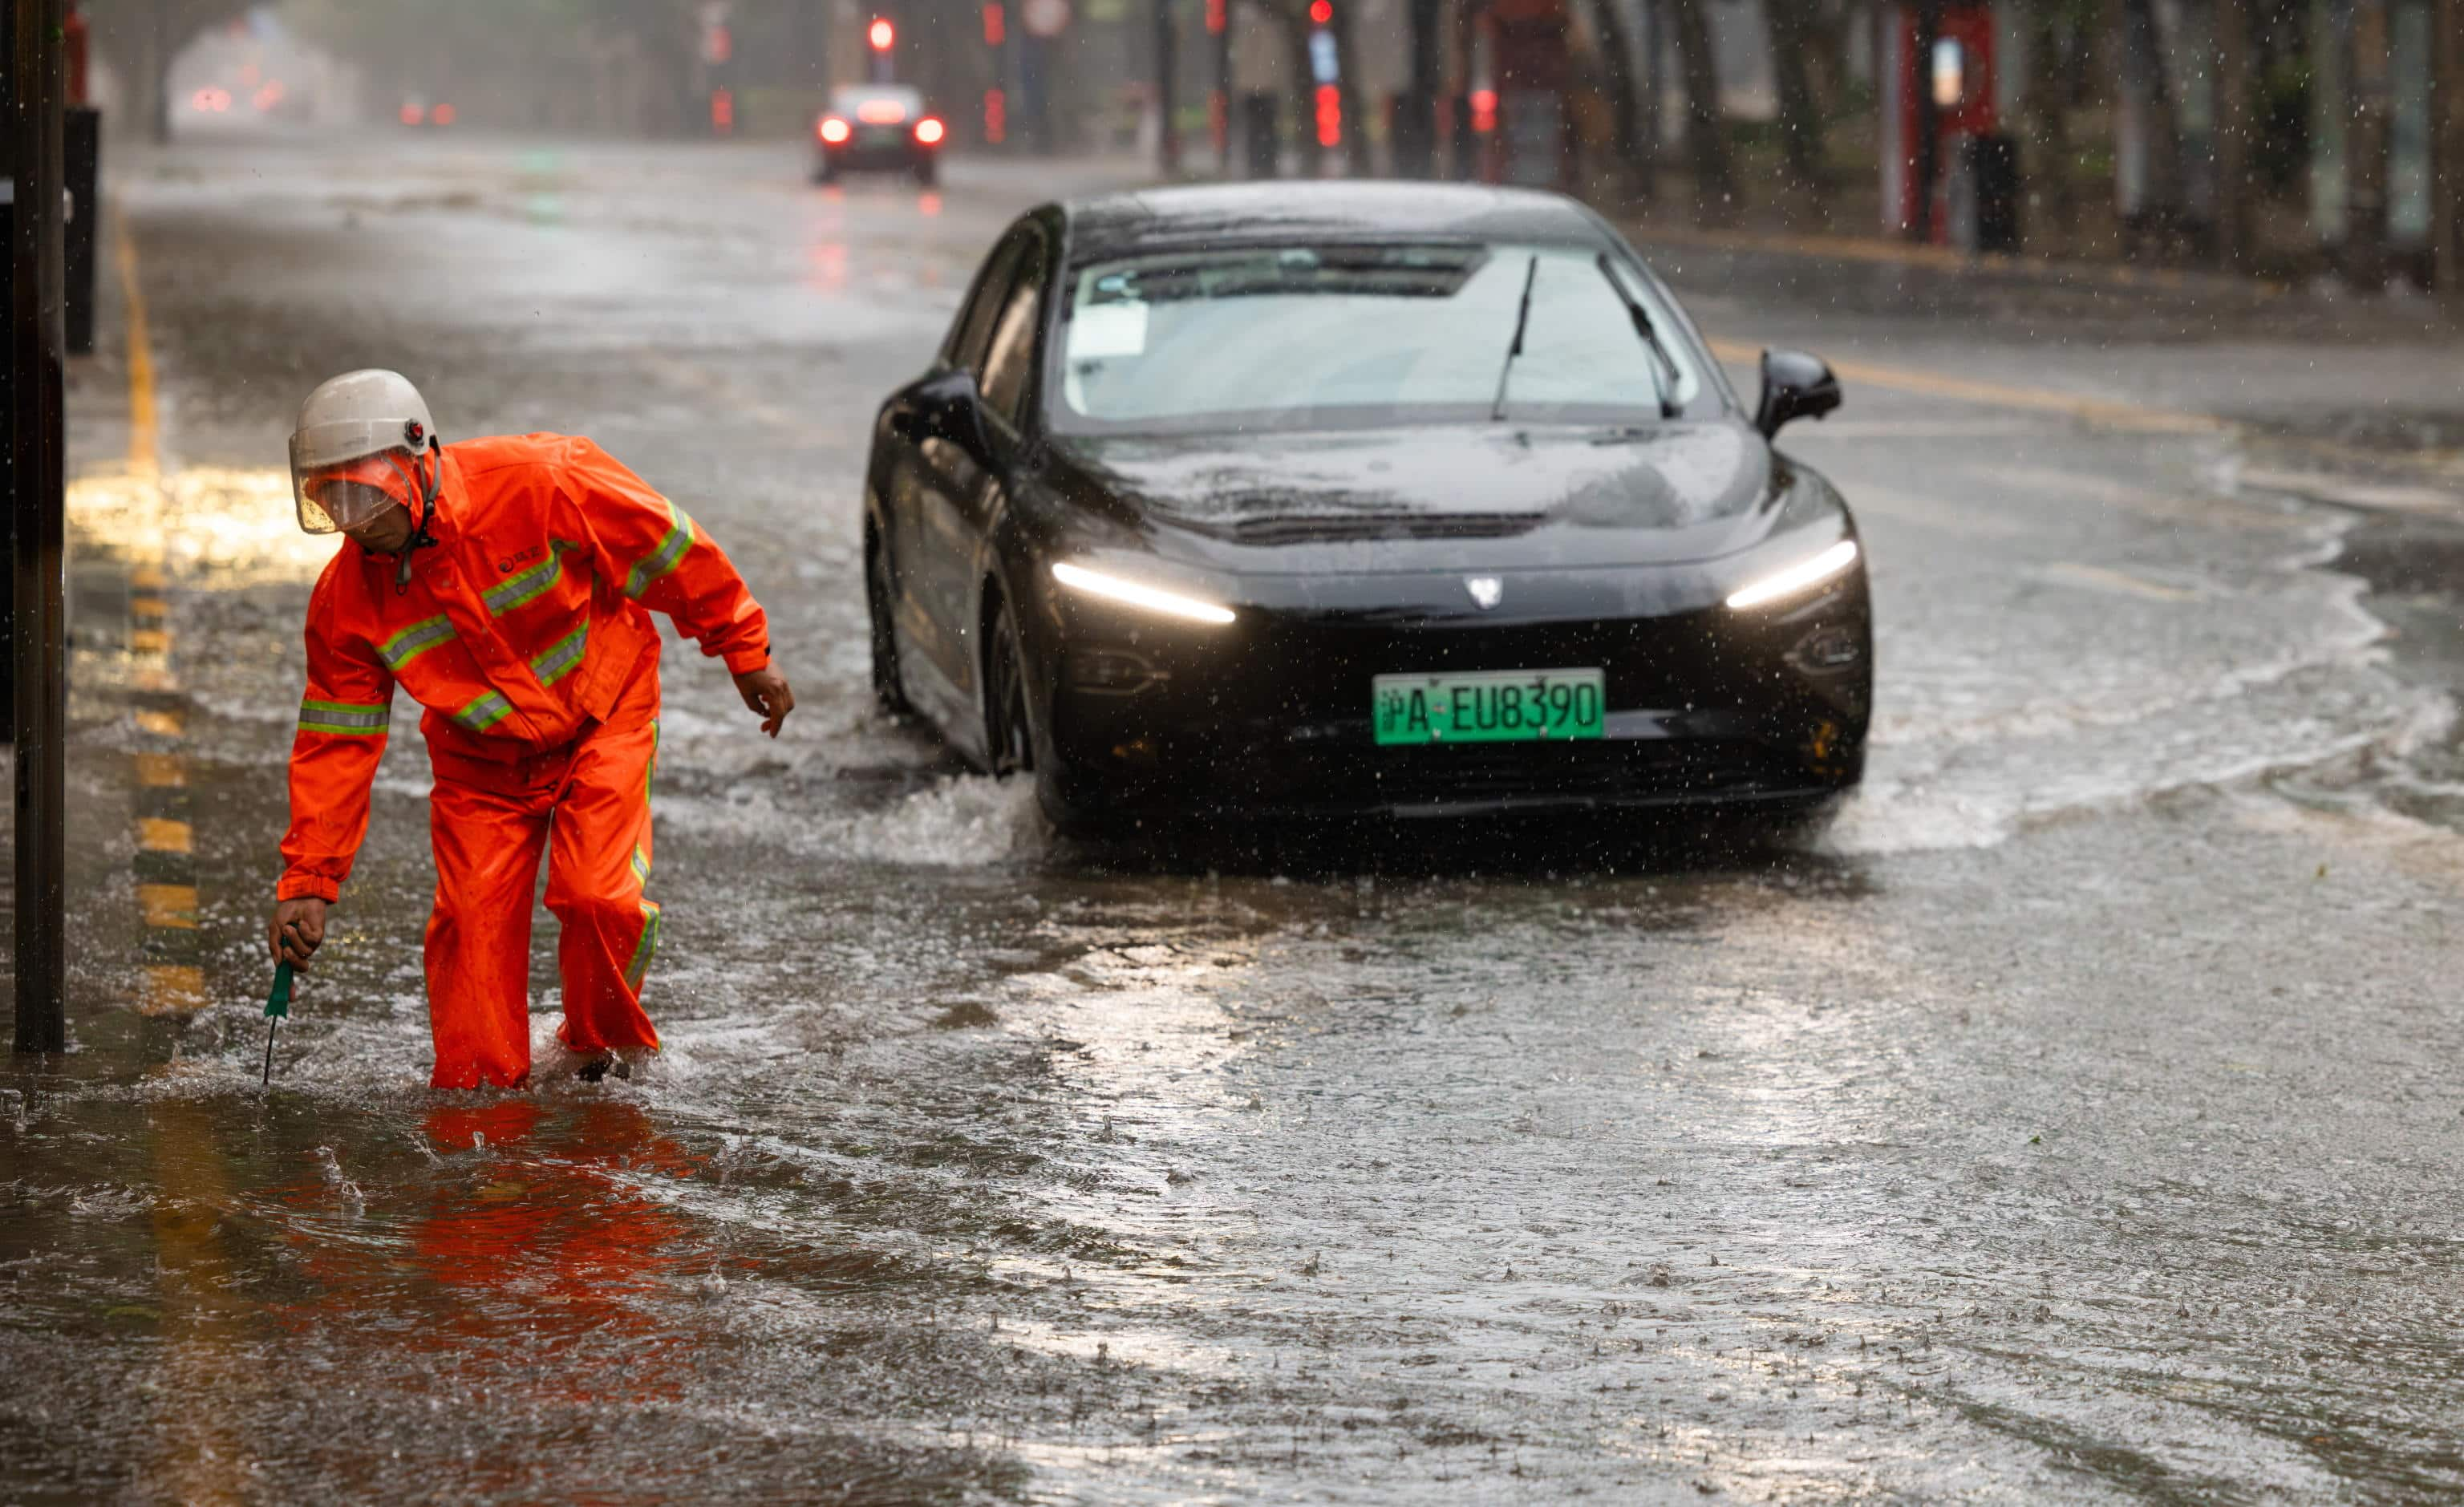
[8,0,69,1054]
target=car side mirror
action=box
[907,369,998,468]
[1754,348,1842,438]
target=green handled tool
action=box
[262,960,294,1088]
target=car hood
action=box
[1045,422,1782,574]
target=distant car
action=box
[191,87,232,114]
[399,97,455,128]
[814,85,943,187]
[861,184,1872,834]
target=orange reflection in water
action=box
[411,1100,697,1380]
[808,239,849,294]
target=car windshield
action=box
[830,87,921,121]
[1051,241,1715,436]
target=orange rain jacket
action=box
[278,435,770,902]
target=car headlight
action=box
[1724,539,1858,611]
[1052,562,1235,625]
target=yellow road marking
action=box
[135,753,186,787]
[139,818,193,853]
[137,884,200,930]
[135,708,185,736]
[141,965,209,1016]
[131,564,168,591]
[131,595,168,616]
[131,628,170,654]
[113,214,158,475]
[2039,561,2206,602]
[1707,338,2226,435]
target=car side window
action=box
[946,235,1024,375]
[979,233,1049,428]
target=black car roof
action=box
[1059,181,1614,263]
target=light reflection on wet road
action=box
[5,132,2464,1502]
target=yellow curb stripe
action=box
[132,595,168,616]
[138,884,200,930]
[131,628,170,654]
[113,213,158,476]
[135,753,186,787]
[136,708,185,736]
[139,818,193,854]
[140,965,208,1017]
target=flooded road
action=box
[6,132,2464,1502]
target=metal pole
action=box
[10,0,68,1055]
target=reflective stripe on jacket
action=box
[277,434,770,902]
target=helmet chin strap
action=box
[388,440,445,593]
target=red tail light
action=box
[914,116,946,145]
[399,102,424,126]
[819,116,851,144]
[432,103,457,127]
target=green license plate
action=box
[1372,667,1606,746]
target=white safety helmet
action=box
[288,369,441,535]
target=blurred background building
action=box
[59,0,2464,290]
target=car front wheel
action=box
[866,530,912,717]
[984,598,1033,777]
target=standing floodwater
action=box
[5,129,2464,1504]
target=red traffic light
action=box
[1309,0,1331,22]
[869,18,896,50]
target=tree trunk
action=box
[2122,0,2187,251]
[1276,2,1323,174]
[1396,0,1445,176]
[1663,0,1732,221]
[2022,0,2077,251]
[144,0,169,144]
[2345,0,2393,289]
[1583,0,1651,206]
[2213,0,2255,271]
[2436,0,2464,298]
[1764,0,1826,207]
[1156,0,1182,175]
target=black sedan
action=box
[814,85,944,187]
[862,183,1870,833]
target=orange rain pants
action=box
[425,677,662,1091]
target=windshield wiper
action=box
[1488,255,1540,423]
[1596,253,1680,419]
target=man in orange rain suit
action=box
[265,370,796,1089]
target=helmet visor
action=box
[294,449,418,535]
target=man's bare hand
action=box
[733,666,796,738]
[270,897,327,968]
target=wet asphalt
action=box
[6,130,2464,1503]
